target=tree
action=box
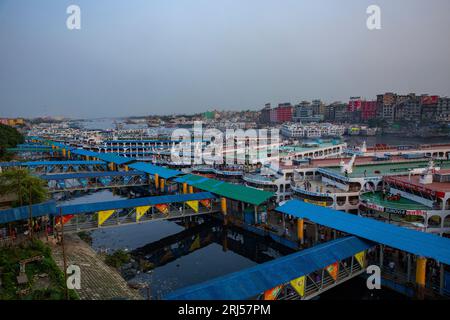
[0,169,48,207]
[0,124,24,160]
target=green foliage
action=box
[0,124,24,160]
[0,169,48,207]
[0,239,79,300]
[104,249,130,269]
[77,231,93,245]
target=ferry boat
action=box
[348,141,450,159]
[291,155,450,214]
[359,160,450,236]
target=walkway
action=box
[165,236,373,300]
[277,200,450,265]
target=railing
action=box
[62,205,220,233]
[279,259,364,300]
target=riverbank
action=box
[49,233,142,300]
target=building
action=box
[348,97,362,112]
[333,103,349,123]
[276,103,294,123]
[281,123,346,138]
[361,101,377,121]
[377,92,397,122]
[421,96,450,123]
[294,101,324,122]
[269,108,278,123]
[260,104,271,124]
[394,94,421,122]
[311,99,325,116]
[0,118,25,127]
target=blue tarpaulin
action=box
[40,171,146,180]
[0,160,105,167]
[0,201,57,224]
[71,149,101,158]
[276,200,450,265]
[128,162,182,179]
[165,236,374,300]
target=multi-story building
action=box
[348,97,362,112]
[394,94,421,122]
[276,103,294,123]
[294,101,324,122]
[333,103,349,123]
[260,103,293,124]
[377,92,397,122]
[269,108,278,123]
[437,97,450,123]
[260,104,271,124]
[421,96,450,123]
[311,99,325,116]
[361,101,377,121]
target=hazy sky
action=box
[1,0,449,118]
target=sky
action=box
[0,0,449,118]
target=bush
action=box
[104,250,130,269]
[0,239,79,300]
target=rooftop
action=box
[386,174,450,195]
[277,200,450,265]
[360,192,430,210]
[175,174,274,206]
[321,160,450,178]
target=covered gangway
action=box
[165,236,373,300]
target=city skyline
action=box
[1,0,450,118]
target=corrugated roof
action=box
[59,192,216,215]
[0,201,57,224]
[277,200,450,265]
[71,149,101,157]
[0,193,216,221]
[0,160,105,167]
[40,171,146,180]
[128,162,182,179]
[95,153,136,165]
[174,174,274,206]
[70,149,135,165]
[165,236,373,300]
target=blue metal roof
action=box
[71,149,100,157]
[128,162,182,179]
[0,201,57,224]
[0,160,105,167]
[0,193,216,222]
[16,144,51,149]
[59,192,216,215]
[277,200,450,265]
[165,236,373,300]
[40,170,146,180]
[94,153,136,165]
